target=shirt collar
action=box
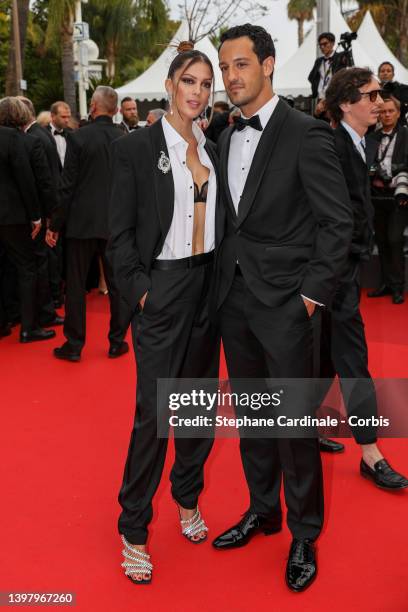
[341,120,366,148]
[241,95,279,129]
[25,120,36,133]
[162,115,206,149]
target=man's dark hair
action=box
[318,32,335,44]
[219,24,276,62]
[121,97,134,105]
[325,67,374,123]
[378,61,395,75]
[213,101,230,112]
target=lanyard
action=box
[377,130,397,163]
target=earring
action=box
[167,93,173,115]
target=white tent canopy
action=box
[116,21,225,102]
[357,11,408,83]
[274,0,383,97]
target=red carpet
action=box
[1,291,407,611]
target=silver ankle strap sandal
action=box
[179,508,208,544]
[121,535,153,584]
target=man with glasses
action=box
[308,32,342,102]
[319,68,408,490]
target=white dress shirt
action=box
[228,95,279,213]
[50,122,67,167]
[341,120,367,163]
[157,116,216,260]
[318,51,335,99]
[378,128,397,181]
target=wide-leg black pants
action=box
[219,274,324,542]
[118,262,220,544]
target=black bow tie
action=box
[54,129,65,137]
[234,115,263,132]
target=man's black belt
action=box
[152,251,214,271]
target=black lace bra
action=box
[194,181,209,203]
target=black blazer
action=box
[214,100,353,309]
[333,123,378,259]
[27,122,62,186]
[308,53,343,98]
[50,115,124,237]
[0,126,40,225]
[22,132,57,219]
[107,119,219,309]
[369,124,408,172]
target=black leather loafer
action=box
[367,286,392,297]
[0,324,11,338]
[20,328,56,343]
[286,539,317,592]
[392,291,404,305]
[108,341,129,359]
[319,437,345,453]
[212,512,282,550]
[360,458,408,489]
[54,343,81,362]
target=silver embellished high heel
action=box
[121,535,153,584]
[178,506,208,544]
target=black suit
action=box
[319,123,380,445]
[22,132,58,325]
[50,115,131,352]
[28,121,64,303]
[0,127,42,332]
[214,100,353,540]
[308,53,344,99]
[369,126,408,291]
[108,119,220,544]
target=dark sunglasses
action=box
[358,89,384,102]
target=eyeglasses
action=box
[358,89,384,102]
[319,41,331,48]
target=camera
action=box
[339,32,358,48]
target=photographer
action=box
[378,62,408,126]
[368,96,408,304]
[308,32,341,101]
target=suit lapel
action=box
[219,126,236,218]
[236,100,290,228]
[392,128,405,165]
[148,120,174,237]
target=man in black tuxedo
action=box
[118,97,140,133]
[212,25,353,592]
[308,32,343,101]
[368,96,408,303]
[47,86,131,361]
[0,98,55,343]
[320,67,408,490]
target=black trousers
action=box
[0,224,38,332]
[63,238,130,351]
[33,227,57,325]
[373,195,408,291]
[47,238,64,301]
[318,259,378,444]
[118,262,219,544]
[218,274,323,542]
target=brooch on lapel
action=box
[158,150,171,174]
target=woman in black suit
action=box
[108,43,220,584]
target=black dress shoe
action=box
[367,285,392,297]
[212,512,282,550]
[41,315,65,327]
[360,458,408,490]
[392,291,404,305]
[286,539,317,592]
[319,437,345,453]
[108,341,129,359]
[20,328,56,343]
[0,324,11,338]
[54,343,81,362]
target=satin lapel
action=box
[237,100,290,228]
[148,120,174,237]
[219,126,236,218]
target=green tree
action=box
[287,0,316,46]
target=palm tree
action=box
[5,0,30,95]
[47,0,77,113]
[287,0,316,47]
